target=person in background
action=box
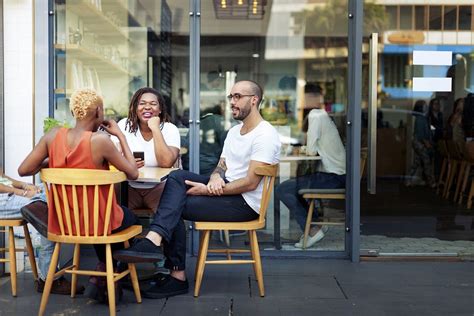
[406,100,436,188]
[276,83,346,248]
[447,98,465,146]
[0,171,82,295]
[182,105,227,175]
[117,87,181,211]
[18,88,139,302]
[428,97,444,177]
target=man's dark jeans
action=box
[150,170,258,271]
[275,172,345,230]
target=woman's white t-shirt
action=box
[117,118,181,167]
[221,121,281,213]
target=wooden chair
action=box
[443,140,464,199]
[38,169,142,316]
[0,218,38,296]
[193,164,278,297]
[298,148,367,249]
[436,140,450,195]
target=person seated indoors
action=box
[117,87,181,212]
[276,83,346,248]
[18,88,139,302]
[0,170,82,295]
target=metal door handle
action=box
[368,33,378,194]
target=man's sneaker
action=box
[35,276,85,295]
[113,238,165,263]
[142,274,189,299]
[295,226,328,248]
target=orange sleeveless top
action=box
[47,128,124,235]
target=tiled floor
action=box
[0,257,473,315]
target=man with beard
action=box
[114,80,281,299]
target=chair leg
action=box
[445,161,458,199]
[454,161,467,202]
[437,158,447,194]
[71,244,80,298]
[23,224,38,281]
[105,244,116,316]
[224,230,230,247]
[303,199,315,249]
[248,231,258,278]
[8,227,17,297]
[125,241,142,304]
[39,243,61,316]
[250,230,264,297]
[467,180,474,209]
[458,163,471,205]
[194,231,205,280]
[442,161,453,197]
[194,230,210,297]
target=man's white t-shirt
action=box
[307,109,345,175]
[117,118,181,167]
[221,121,281,213]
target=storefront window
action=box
[53,0,189,130]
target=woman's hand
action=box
[24,189,37,198]
[22,183,41,193]
[136,159,145,169]
[147,116,161,132]
[101,120,122,137]
[185,180,209,196]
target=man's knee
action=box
[168,169,189,182]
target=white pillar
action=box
[4,0,34,181]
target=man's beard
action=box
[232,101,251,120]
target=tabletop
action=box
[135,167,177,183]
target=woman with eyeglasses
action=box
[117,87,181,211]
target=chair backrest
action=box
[255,164,278,223]
[40,168,126,237]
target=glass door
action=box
[198,0,352,255]
[361,3,474,257]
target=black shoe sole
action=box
[113,251,165,263]
[142,287,189,299]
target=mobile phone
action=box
[133,151,145,161]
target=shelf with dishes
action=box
[55,44,130,76]
[66,0,130,42]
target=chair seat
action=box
[195,219,265,231]
[298,188,346,195]
[47,225,142,244]
[0,218,26,226]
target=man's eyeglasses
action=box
[226,93,255,102]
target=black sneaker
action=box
[113,238,165,263]
[143,275,189,299]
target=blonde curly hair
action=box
[69,89,103,120]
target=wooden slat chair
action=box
[436,140,450,195]
[193,164,278,297]
[38,169,142,316]
[0,218,38,296]
[298,148,367,249]
[443,140,464,199]
[456,144,474,205]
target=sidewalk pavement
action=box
[0,257,473,315]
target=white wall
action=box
[4,0,33,182]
